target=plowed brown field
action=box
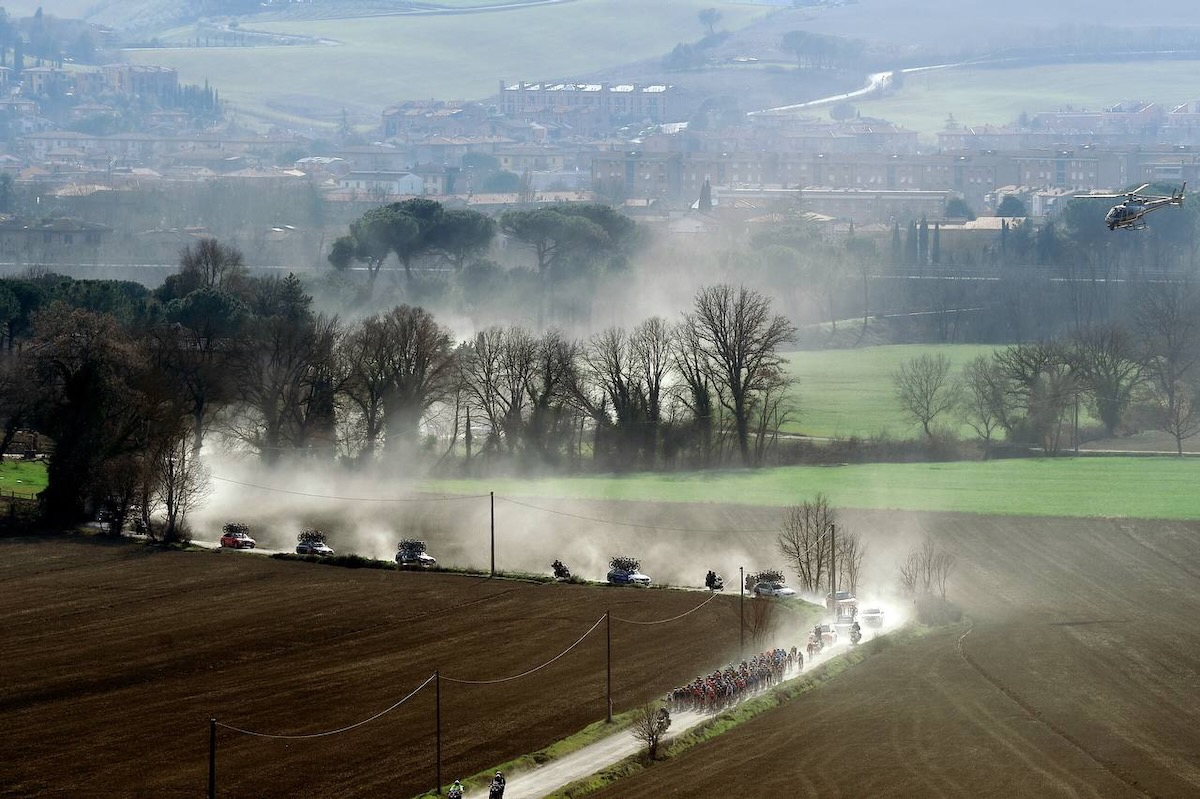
[6,505,1200,799]
[591,513,1200,799]
[0,537,750,798]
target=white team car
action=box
[607,568,652,587]
[752,581,797,598]
[396,549,437,568]
[861,607,885,628]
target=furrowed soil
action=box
[0,537,746,798]
[6,501,1200,798]
[590,512,1200,799]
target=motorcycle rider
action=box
[449,779,465,799]
[490,771,506,798]
[850,620,862,645]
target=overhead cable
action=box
[612,590,720,625]
[496,496,779,534]
[215,673,436,739]
[211,475,489,502]
[442,614,606,685]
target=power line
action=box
[496,496,779,534]
[612,591,719,625]
[211,475,489,503]
[216,673,436,740]
[442,614,606,685]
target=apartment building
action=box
[499,80,682,125]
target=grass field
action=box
[429,456,1200,520]
[782,343,998,438]
[126,0,769,129]
[0,461,47,498]
[855,61,1200,140]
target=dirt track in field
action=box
[5,504,1200,798]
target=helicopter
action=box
[1085,182,1186,230]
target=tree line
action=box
[894,279,1200,455]
[0,242,798,534]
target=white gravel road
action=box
[502,642,851,799]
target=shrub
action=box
[298,528,327,544]
[222,522,249,537]
[398,538,427,554]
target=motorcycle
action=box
[849,623,862,646]
[551,559,571,580]
[704,570,724,591]
[489,781,505,799]
[448,788,464,799]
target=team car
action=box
[296,540,335,556]
[219,530,256,549]
[752,581,796,598]
[396,549,437,568]
[861,607,885,628]
[607,568,652,587]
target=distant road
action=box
[751,49,1200,116]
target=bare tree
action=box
[229,275,334,462]
[374,305,457,451]
[177,237,249,295]
[630,317,673,465]
[898,551,920,594]
[459,326,538,457]
[743,596,777,649]
[776,495,836,593]
[836,528,866,595]
[1152,379,1200,455]
[152,428,211,544]
[672,319,716,465]
[686,285,796,465]
[630,702,672,760]
[930,550,956,600]
[1135,281,1200,452]
[957,354,1011,457]
[1068,323,1146,437]
[898,535,955,598]
[994,342,1077,451]
[579,327,642,467]
[893,353,958,439]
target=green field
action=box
[855,61,1200,141]
[0,461,47,498]
[126,0,768,129]
[783,344,998,439]
[429,456,1200,520]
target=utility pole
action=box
[208,718,216,799]
[829,522,837,617]
[739,565,745,662]
[435,671,442,795]
[605,610,613,722]
[490,491,495,577]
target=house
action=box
[336,170,424,196]
[0,216,110,264]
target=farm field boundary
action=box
[427,456,1200,520]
